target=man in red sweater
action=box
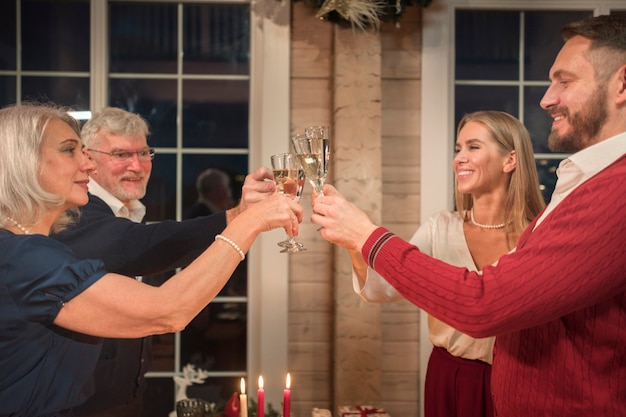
[311,14,626,417]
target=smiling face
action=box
[39,118,94,211]
[86,131,152,206]
[453,121,515,198]
[540,36,609,152]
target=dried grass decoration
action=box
[296,0,433,31]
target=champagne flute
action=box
[271,153,306,253]
[304,126,330,179]
[290,133,329,197]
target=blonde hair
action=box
[0,102,81,232]
[454,111,545,233]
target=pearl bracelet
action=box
[215,234,245,261]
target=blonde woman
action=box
[349,111,544,417]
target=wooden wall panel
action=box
[332,21,384,405]
[378,8,423,417]
[380,371,420,411]
[288,3,423,417]
[289,5,335,417]
[289,312,334,342]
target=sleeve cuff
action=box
[361,226,395,269]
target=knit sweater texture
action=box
[363,155,626,416]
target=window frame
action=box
[89,0,291,409]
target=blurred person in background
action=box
[184,168,235,219]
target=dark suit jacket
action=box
[54,194,227,276]
[51,194,228,414]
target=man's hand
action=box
[311,184,378,252]
[226,166,276,223]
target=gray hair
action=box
[81,107,151,148]
[0,102,81,231]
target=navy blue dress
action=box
[0,231,108,417]
[51,194,228,414]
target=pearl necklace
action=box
[3,216,31,235]
[470,208,506,230]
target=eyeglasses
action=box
[87,148,155,161]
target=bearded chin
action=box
[548,130,580,153]
[547,87,607,153]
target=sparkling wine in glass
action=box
[290,133,328,196]
[304,126,330,178]
[271,153,306,253]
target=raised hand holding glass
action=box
[270,153,306,253]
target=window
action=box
[454,9,591,202]
[105,3,252,413]
[1,0,290,413]
[0,0,91,107]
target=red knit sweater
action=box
[363,155,626,416]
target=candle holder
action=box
[176,398,213,417]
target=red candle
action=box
[283,373,291,417]
[257,376,265,417]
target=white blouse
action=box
[353,210,495,364]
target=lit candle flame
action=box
[240,377,246,394]
[258,375,264,389]
[286,373,291,389]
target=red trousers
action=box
[424,346,494,417]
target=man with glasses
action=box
[52,107,275,417]
[81,108,155,226]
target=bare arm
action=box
[55,192,302,338]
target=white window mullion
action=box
[248,0,291,409]
[90,0,108,111]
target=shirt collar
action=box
[87,179,146,223]
[565,131,626,177]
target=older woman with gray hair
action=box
[0,102,302,417]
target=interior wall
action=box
[289,4,423,416]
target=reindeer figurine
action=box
[169,364,211,417]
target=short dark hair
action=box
[561,14,626,50]
[561,14,626,83]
